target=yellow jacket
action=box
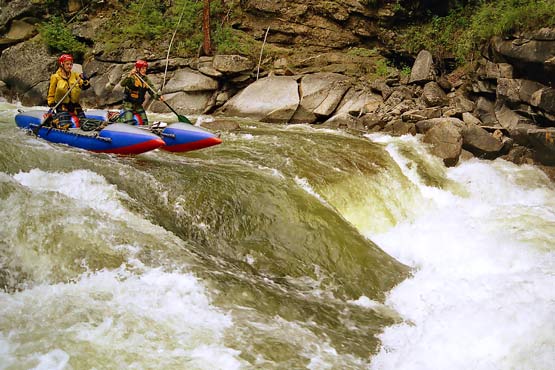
[47,68,90,106]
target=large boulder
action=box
[335,88,383,116]
[462,123,504,158]
[509,126,555,165]
[495,104,531,129]
[473,97,497,125]
[0,37,54,106]
[162,68,219,93]
[290,72,351,123]
[82,64,126,107]
[151,91,213,115]
[422,120,463,167]
[218,75,299,123]
[409,50,435,84]
[0,0,37,32]
[530,87,555,115]
[496,78,546,106]
[421,81,448,107]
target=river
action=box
[0,101,553,369]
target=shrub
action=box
[38,16,87,57]
[398,0,555,65]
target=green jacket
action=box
[120,73,157,104]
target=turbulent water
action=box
[0,101,554,369]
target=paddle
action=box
[134,73,193,125]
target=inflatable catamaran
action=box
[14,109,222,154]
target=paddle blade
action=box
[177,114,193,124]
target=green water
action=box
[0,105,450,368]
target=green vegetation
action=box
[400,65,411,78]
[374,59,392,77]
[346,47,379,58]
[35,0,555,68]
[38,16,87,57]
[99,0,246,57]
[399,0,555,64]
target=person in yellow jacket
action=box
[45,54,90,129]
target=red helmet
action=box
[135,59,148,69]
[58,54,73,65]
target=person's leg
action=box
[54,104,71,128]
[136,106,149,126]
[75,104,86,119]
[121,101,136,125]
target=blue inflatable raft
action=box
[15,110,165,155]
[85,109,222,153]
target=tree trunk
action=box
[202,0,212,56]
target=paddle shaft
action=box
[134,73,192,124]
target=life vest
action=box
[123,75,148,104]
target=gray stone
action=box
[218,75,299,123]
[409,50,434,84]
[462,123,504,158]
[423,121,463,166]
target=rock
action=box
[496,78,545,106]
[0,37,54,106]
[422,81,448,107]
[462,123,504,158]
[462,112,483,126]
[530,87,555,114]
[503,145,536,165]
[437,75,452,91]
[489,33,555,85]
[162,68,219,93]
[409,50,435,84]
[401,107,441,122]
[423,121,463,167]
[416,117,465,135]
[474,97,497,125]
[471,79,497,94]
[200,117,241,131]
[218,75,299,123]
[476,60,513,80]
[151,90,213,115]
[495,104,531,129]
[449,94,475,115]
[6,19,36,40]
[68,0,82,12]
[524,128,555,165]
[322,112,365,131]
[383,119,416,136]
[335,88,383,116]
[0,80,8,99]
[290,72,351,124]
[213,55,255,74]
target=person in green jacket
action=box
[119,59,162,126]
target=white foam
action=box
[368,157,555,370]
[0,267,243,368]
[14,168,131,219]
[294,176,325,202]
